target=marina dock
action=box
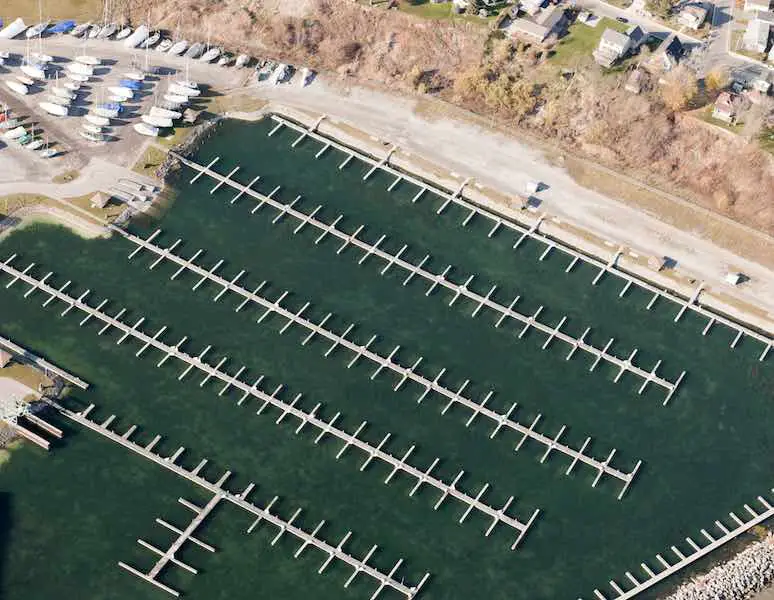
[52,399,429,599]
[0,334,89,389]
[117,227,642,498]
[172,153,685,405]
[267,115,774,364]
[582,491,774,600]
[0,254,541,546]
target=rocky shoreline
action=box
[665,534,774,600]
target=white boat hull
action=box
[169,83,201,97]
[168,40,189,55]
[75,55,101,66]
[5,80,29,95]
[133,122,159,137]
[150,106,182,119]
[21,64,46,80]
[86,114,110,126]
[39,102,69,116]
[108,86,134,99]
[142,114,173,128]
[4,126,27,140]
[67,62,94,76]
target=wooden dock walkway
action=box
[268,115,774,364]
[48,399,430,599]
[117,227,642,499]
[0,254,541,547]
[172,152,685,405]
[581,490,774,600]
[0,334,89,389]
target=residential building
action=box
[647,33,684,71]
[592,25,646,66]
[678,4,708,29]
[744,0,771,12]
[712,92,738,123]
[508,6,567,42]
[752,77,772,93]
[743,17,770,52]
[521,0,545,16]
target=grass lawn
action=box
[549,17,628,67]
[601,0,633,8]
[1,0,102,23]
[398,0,502,25]
[695,105,744,134]
[758,128,774,154]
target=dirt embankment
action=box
[126,0,774,235]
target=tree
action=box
[466,0,487,16]
[645,0,674,18]
[660,66,698,111]
[705,67,729,93]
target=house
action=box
[593,25,646,66]
[678,4,708,29]
[744,0,771,12]
[752,77,771,93]
[90,192,109,208]
[508,6,567,43]
[646,33,684,72]
[625,67,646,93]
[521,0,545,16]
[743,17,770,52]
[712,91,738,123]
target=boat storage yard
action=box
[0,15,773,600]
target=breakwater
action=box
[666,534,774,600]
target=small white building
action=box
[725,272,745,285]
[743,18,770,53]
[678,4,708,29]
[744,0,771,12]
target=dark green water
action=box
[0,116,772,600]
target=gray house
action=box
[592,25,647,67]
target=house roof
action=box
[754,9,774,22]
[509,18,549,40]
[714,91,736,114]
[655,32,684,58]
[681,5,708,21]
[626,24,647,44]
[744,18,770,46]
[535,5,565,27]
[600,28,630,48]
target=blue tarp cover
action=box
[48,20,76,33]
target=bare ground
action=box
[123,0,774,236]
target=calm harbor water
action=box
[0,116,772,600]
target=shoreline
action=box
[664,534,774,600]
[0,203,109,241]
[215,106,774,343]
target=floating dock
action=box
[120,493,222,597]
[268,114,774,364]
[0,254,541,547]
[582,490,774,600]
[172,153,685,405]
[118,227,642,499]
[51,399,430,599]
